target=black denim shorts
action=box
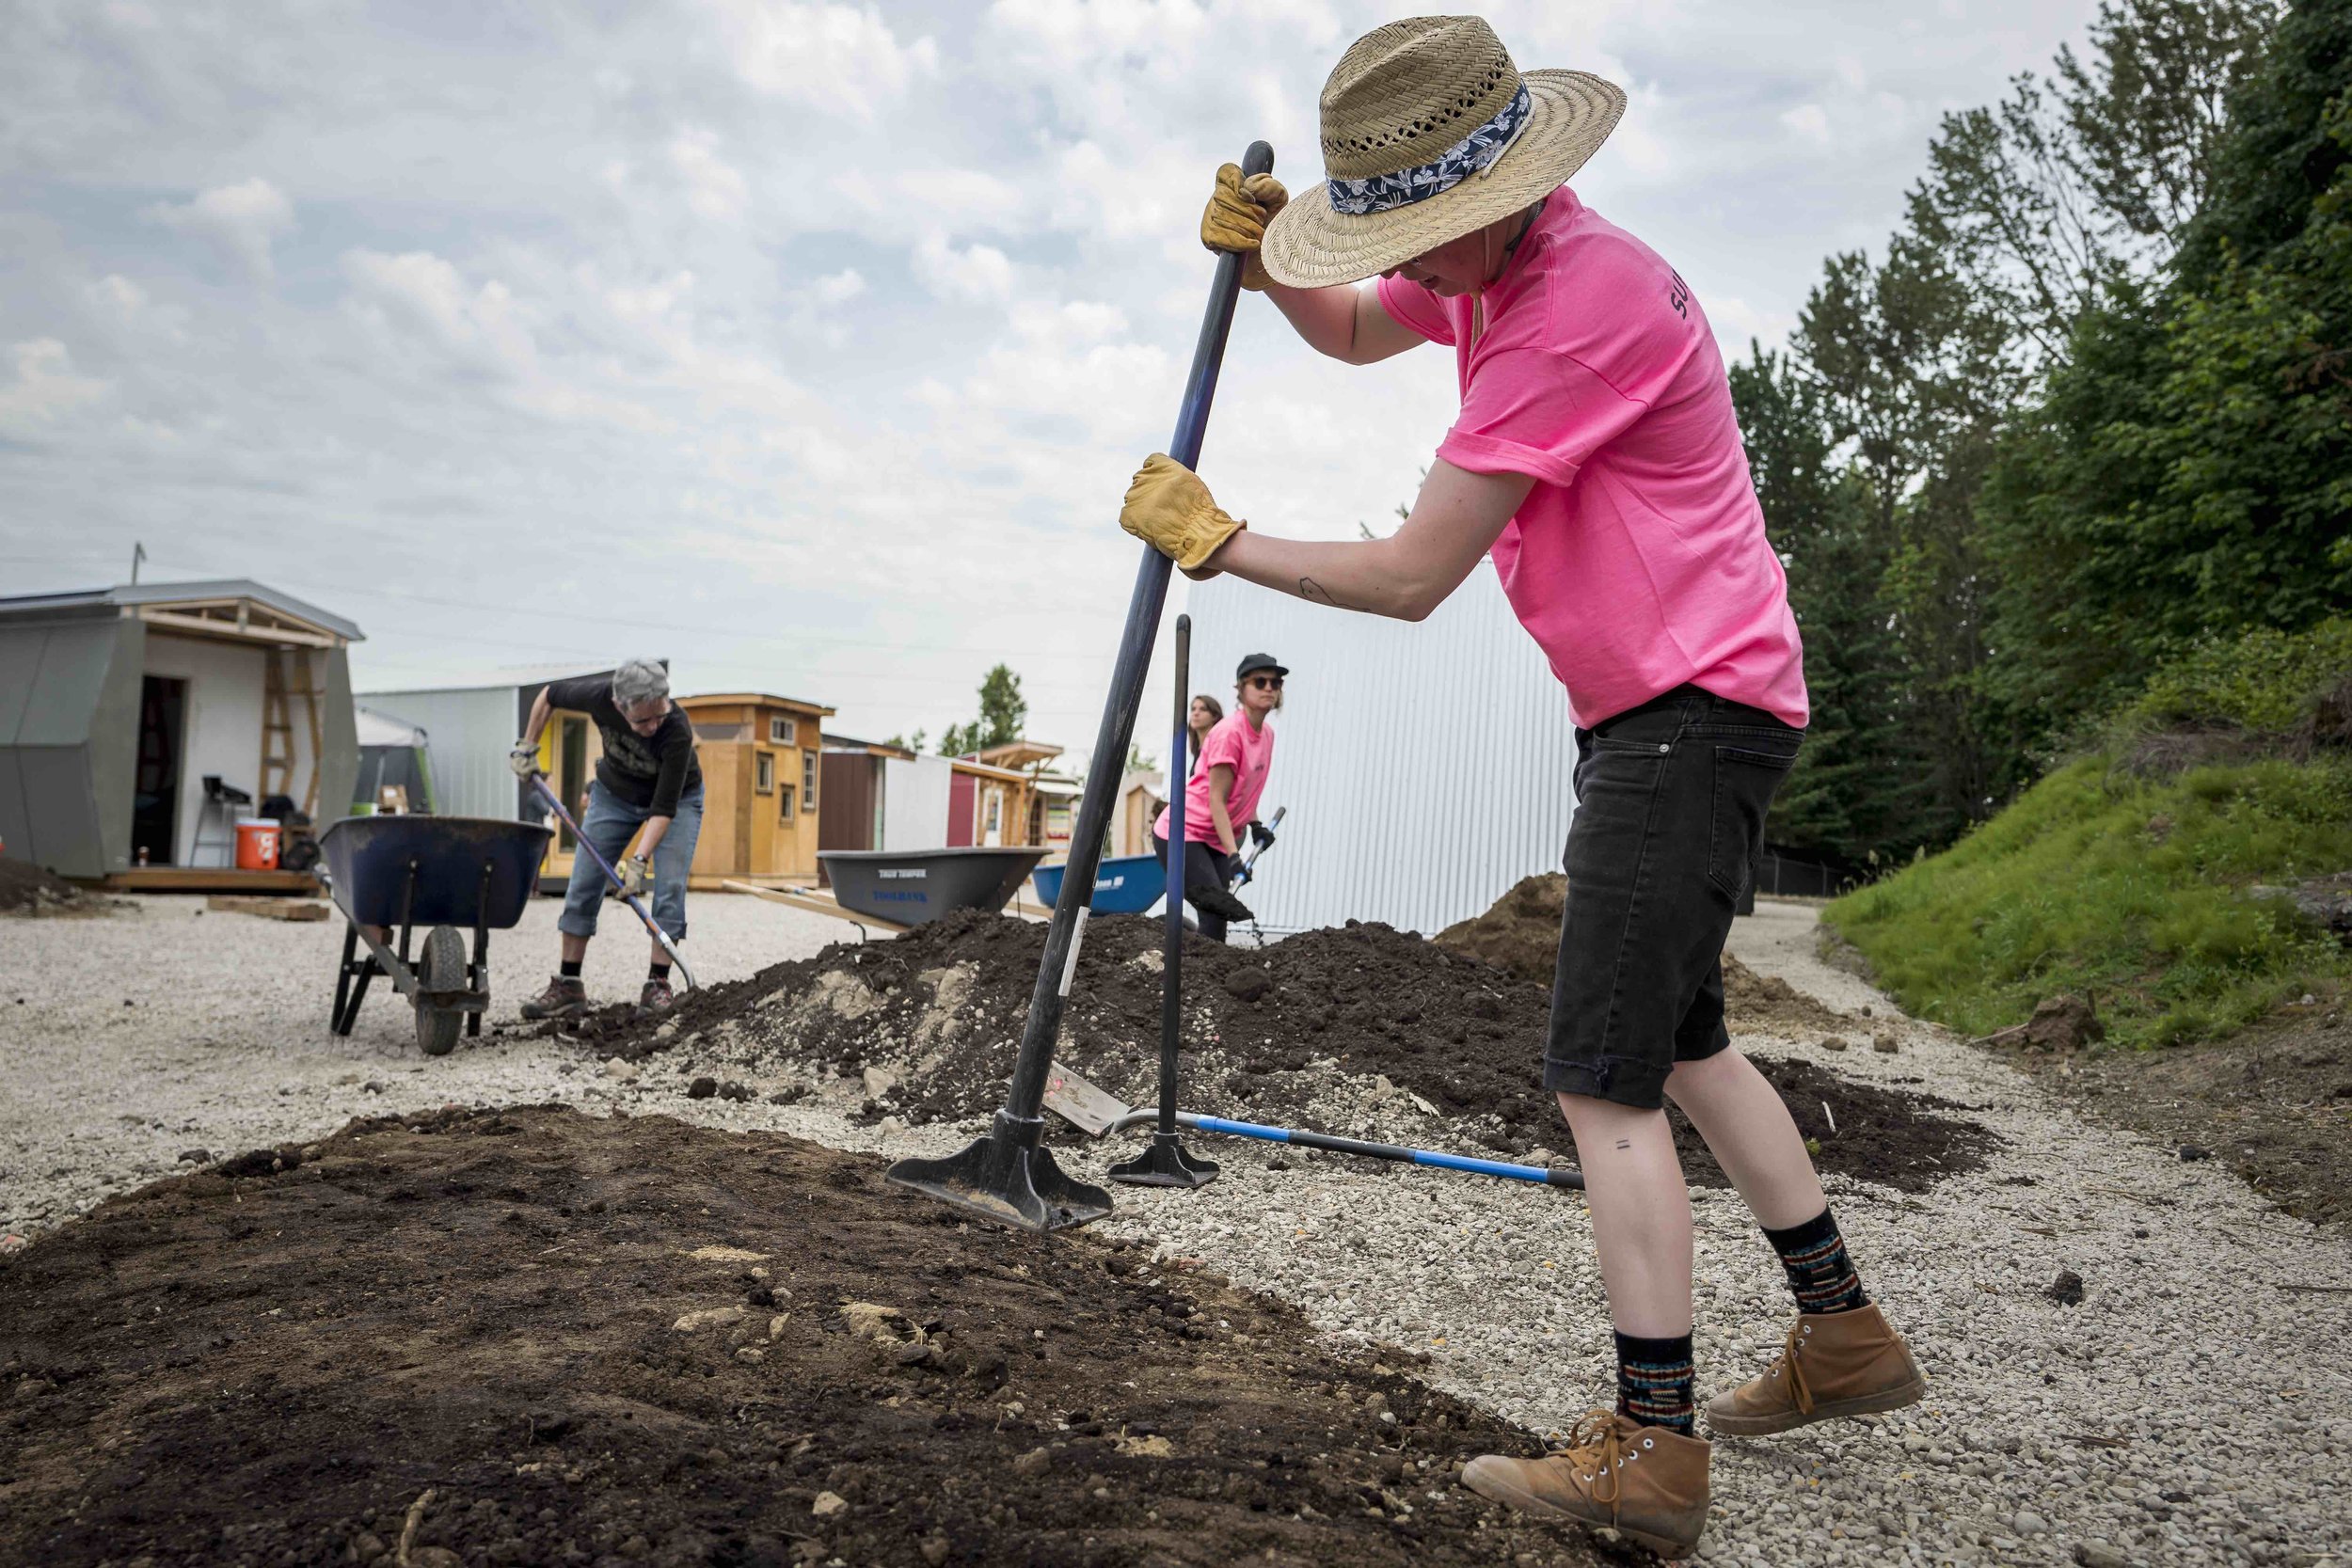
[1544,685,1804,1110]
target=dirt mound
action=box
[0,1105,1606,1568]
[1431,874,1849,1037]
[564,912,1993,1194]
[0,860,116,918]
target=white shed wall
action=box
[1182,564,1578,936]
[360,687,521,819]
[880,753,953,850]
[142,634,271,867]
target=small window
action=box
[769,716,796,744]
[755,752,775,794]
[778,784,796,823]
[802,752,818,811]
[693,721,749,742]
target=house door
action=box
[133,676,186,864]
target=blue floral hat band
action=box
[1326,83,1532,217]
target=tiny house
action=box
[678,692,837,887]
[0,579,360,883]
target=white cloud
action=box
[668,127,750,222]
[0,339,109,436]
[1780,103,1831,146]
[911,233,1016,303]
[712,0,940,119]
[144,177,294,281]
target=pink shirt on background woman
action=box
[1154,710,1274,845]
[1376,187,1806,730]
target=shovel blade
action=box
[885,1117,1112,1233]
[1041,1065,1127,1137]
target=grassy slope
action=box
[1824,622,2352,1048]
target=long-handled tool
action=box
[1109,613,1219,1190]
[523,771,697,990]
[887,138,1275,1232]
[1104,1108,1587,1190]
[1232,804,1284,888]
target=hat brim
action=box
[1260,70,1626,290]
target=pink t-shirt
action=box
[1376,187,1807,729]
[1153,710,1275,846]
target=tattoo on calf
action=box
[1614,1139,1631,1151]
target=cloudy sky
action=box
[1,0,2092,760]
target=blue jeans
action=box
[557,782,702,943]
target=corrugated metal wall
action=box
[359,686,521,819]
[1183,564,1578,936]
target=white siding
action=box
[360,686,520,819]
[880,753,953,850]
[1183,564,1578,936]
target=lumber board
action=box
[720,879,913,934]
[206,895,332,922]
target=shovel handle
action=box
[525,771,698,990]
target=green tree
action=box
[939,663,1028,755]
[1979,0,2351,745]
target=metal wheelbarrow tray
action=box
[318,815,552,1055]
[1030,851,1167,915]
[818,847,1047,928]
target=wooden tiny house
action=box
[680,693,836,888]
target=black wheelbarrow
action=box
[317,815,552,1055]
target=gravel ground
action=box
[6,895,2350,1565]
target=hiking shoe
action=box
[636,977,675,1018]
[1703,1302,1925,1436]
[519,974,587,1021]
[1462,1410,1710,1559]
[1189,883,1254,924]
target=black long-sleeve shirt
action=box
[545,673,702,817]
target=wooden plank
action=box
[104,868,322,894]
[206,895,331,923]
[719,879,912,933]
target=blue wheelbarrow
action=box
[1029,853,1168,915]
[317,815,552,1055]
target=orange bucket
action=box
[233,818,280,871]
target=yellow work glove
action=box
[1200,163,1289,292]
[1121,454,1245,573]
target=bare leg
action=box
[561,932,589,966]
[1663,1047,1825,1229]
[1555,1094,1693,1337]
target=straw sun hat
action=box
[1260,16,1626,289]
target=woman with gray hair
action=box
[510,658,704,1018]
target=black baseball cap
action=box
[1236,653,1288,681]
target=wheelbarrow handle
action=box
[524,771,697,990]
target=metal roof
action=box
[677,691,838,717]
[357,662,609,696]
[0,579,364,642]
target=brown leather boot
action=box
[1704,1302,1925,1436]
[1462,1410,1710,1559]
[519,974,587,1021]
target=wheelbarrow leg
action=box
[332,923,358,1035]
[336,925,378,1037]
[468,857,494,1037]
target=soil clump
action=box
[0,859,119,918]
[0,1105,1606,1568]
[563,911,1994,1194]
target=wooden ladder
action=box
[260,649,326,818]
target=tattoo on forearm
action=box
[1298,576,1361,610]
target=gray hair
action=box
[612,657,670,710]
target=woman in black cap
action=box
[1154,653,1283,941]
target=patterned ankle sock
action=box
[1613,1331,1696,1435]
[1763,1206,1868,1314]
[559,959,583,979]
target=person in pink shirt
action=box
[1119,17,1920,1560]
[1154,654,1283,941]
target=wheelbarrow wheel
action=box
[415,925,465,1057]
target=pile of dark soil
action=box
[0,859,115,917]
[0,1105,1607,1568]
[568,912,1994,1194]
[1433,873,1848,1037]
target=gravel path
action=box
[5,895,2349,1564]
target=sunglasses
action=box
[1247,675,1284,690]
